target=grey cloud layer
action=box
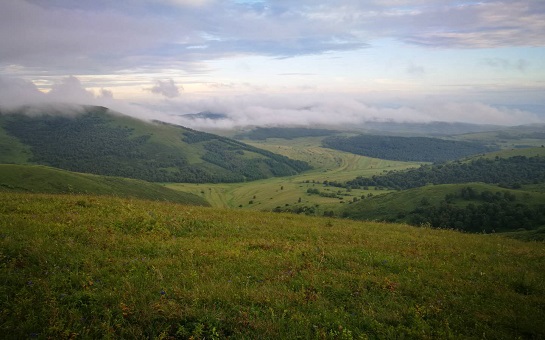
[2,0,544,74]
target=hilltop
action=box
[0,105,310,183]
[1,191,544,339]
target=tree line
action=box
[346,156,545,190]
[405,187,545,233]
[322,134,496,162]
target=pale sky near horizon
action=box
[1,0,544,128]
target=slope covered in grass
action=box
[0,105,310,183]
[0,164,209,206]
[341,183,545,232]
[1,192,544,339]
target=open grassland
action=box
[168,178,391,212]
[1,192,544,339]
[167,137,420,210]
[0,164,209,206]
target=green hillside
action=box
[1,192,544,339]
[0,164,209,206]
[346,154,545,190]
[0,105,310,183]
[341,183,545,233]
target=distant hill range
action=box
[231,122,507,139]
[361,121,504,135]
[322,134,497,162]
[234,127,339,140]
[0,105,310,183]
[182,111,228,120]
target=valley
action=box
[3,1,544,338]
[167,137,420,211]
[1,105,545,338]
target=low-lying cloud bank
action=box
[1,76,542,130]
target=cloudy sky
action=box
[1,0,544,128]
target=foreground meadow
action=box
[0,192,544,339]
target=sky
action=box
[1,0,544,129]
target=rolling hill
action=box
[0,164,209,206]
[340,183,545,232]
[345,150,545,190]
[0,105,310,183]
[1,191,544,339]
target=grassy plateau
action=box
[1,192,544,339]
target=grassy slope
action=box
[341,182,545,222]
[0,107,309,182]
[339,147,545,225]
[0,123,31,164]
[1,192,544,339]
[106,113,206,165]
[0,164,209,206]
[167,137,420,211]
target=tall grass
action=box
[1,192,544,339]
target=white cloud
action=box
[98,88,114,99]
[148,79,182,98]
[0,76,45,106]
[138,93,543,130]
[47,76,95,102]
[1,1,544,128]
[1,75,542,128]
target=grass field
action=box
[0,123,31,164]
[167,137,421,211]
[1,192,544,339]
[0,164,209,206]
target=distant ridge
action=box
[182,111,228,120]
[234,127,339,140]
[362,121,503,136]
